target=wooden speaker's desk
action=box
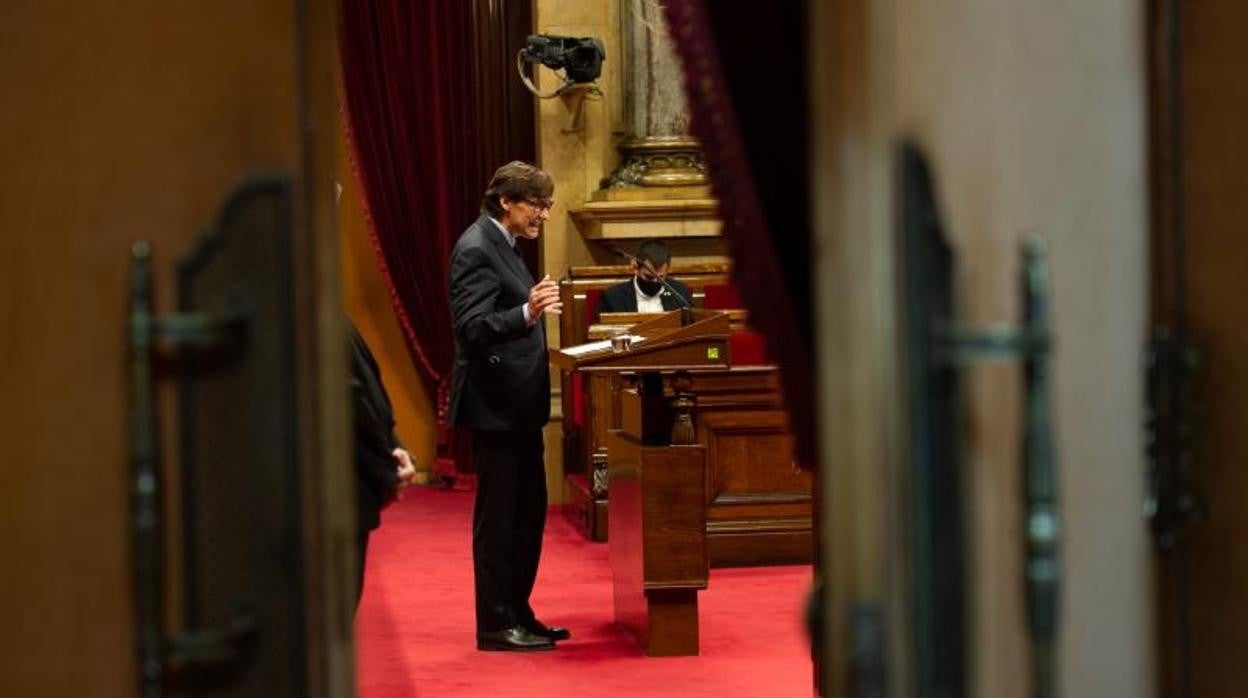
[552,309,728,656]
[558,309,813,568]
[549,308,731,375]
[607,389,707,656]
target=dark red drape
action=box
[663,0,817,467]
[338,1,477,382]
[338,1,482,477]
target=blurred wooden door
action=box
[0,2,351,697]
[813,2,1154,697]
[1150,2,1248,697]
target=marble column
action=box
[605,0,707,187]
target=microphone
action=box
[613,246,692,310]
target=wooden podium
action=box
[551,309,729,655]
[548,308,731,376]
[555,309,732,540]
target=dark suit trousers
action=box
[472,428,547,632]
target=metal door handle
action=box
[128,241,253,697]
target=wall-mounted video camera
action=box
[523,35,605,83]
[517,34,606,99]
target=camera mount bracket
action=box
[515,48,602,100]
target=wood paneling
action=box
[699,409,812,567]
[608,410,707,656]
[1154,2,1248,696]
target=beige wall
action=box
[533,0,624,303]
[533,0,625,500]
[815,1,1154,696]
[337,131,437,472]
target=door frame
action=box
[810,0,913,694]
[292,0,359,694]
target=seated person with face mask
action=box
[596,239,692,318]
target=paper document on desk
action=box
[561,335,645,356]
[562,340,612,356]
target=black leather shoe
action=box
[524,620,571,642]
[476,626,555,652]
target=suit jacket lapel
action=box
[479,215,534,287]
[661,283,686,311]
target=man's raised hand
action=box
[527,275,563,317]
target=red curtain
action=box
[663,0,817,468]
[338,1,480,477]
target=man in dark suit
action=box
[350,321,417,609]
[596,238,692,318]
[448,161,568,652]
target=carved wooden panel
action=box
[698,408,813,566]
[608,425,707,656]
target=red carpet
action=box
[356,486,814,697]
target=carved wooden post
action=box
[670,370,696,445]
[591,447,610,497]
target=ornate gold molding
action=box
[602,135,709,188]
[569,197,721,240]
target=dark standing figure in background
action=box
[448,161,569,652]
[596,238,692,319]
[350,321,417,609]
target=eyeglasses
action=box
[524,198,555,212]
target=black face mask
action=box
[636,276,663,297]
